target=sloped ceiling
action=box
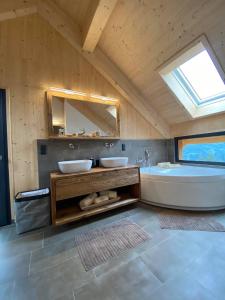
[54,0,225,125]
[99,0,225,124]
[53,0,92,28]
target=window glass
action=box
[178,50,225,103]
[176,134,225,164]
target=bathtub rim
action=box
[140,166,225,183]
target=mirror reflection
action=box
[51,96,119,138]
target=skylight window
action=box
[159,36,225,118]
[176,50,225,104]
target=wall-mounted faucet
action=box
[68,143,79,150]
[105,142,114,149]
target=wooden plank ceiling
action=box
[2,0,225,129]
[98,0,225,124]
[54,0,225,125]
[0,0,169,136]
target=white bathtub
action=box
[140,165,225,210]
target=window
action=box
[175,132,225,165]
[159,36,225,118]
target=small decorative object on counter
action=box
[89,156,96,168]
[58,128,65,136]
[15,188,50,234]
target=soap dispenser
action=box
[90,156,96,168]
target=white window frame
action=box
[159,35,225,118]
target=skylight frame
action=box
[158,35,225,118]
[173,67,225,106]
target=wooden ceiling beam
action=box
[82,0,118,52]
[0,0,37,22]
[37,0,170,137]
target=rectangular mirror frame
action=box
[46,89,120,139]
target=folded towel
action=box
[157,162,181,168]
[80,193,97,208]
[100,190,117,199]
[94,195,109,204]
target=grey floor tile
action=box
[0,232,43,259]
[0,224,44,244]
[0,252,30,284]
[128,209,158,228]
[185,245,225,300]
[30,238,78,275]
[140,232,206,283]
[1,205,225,300]
[13,257,95,300]
[0,224,18,244]
[0,281,15,300]
[80,256,162,299]
[74,281,119,300]
[43,223,89,247]
[149,273,215,300]
[174,229,225,252]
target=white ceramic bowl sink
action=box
[100,157,128,168]
[58,160,92,173]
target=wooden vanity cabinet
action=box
[50,166,140,226]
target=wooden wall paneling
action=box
[37,0,171,138]
[171,113,225,137]
[2,0,225,138]
[0,14,162,201]
[5,89,15,217]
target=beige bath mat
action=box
[159,210,225,232]
[74,219,150,271]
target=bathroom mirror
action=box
[47,89,120,139]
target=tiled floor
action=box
[1,203,225,300]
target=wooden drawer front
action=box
[55,168,139,201]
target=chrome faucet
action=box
[105,142,114,149]
[144,149,151,167]
[68,143,79,150]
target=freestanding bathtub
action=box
[140,165,225,210]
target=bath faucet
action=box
[144,149,151,167]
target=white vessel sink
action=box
[58,160,92,173]
[100,157,128,168]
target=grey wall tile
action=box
[37,139,171,187]
[167,139,175,163]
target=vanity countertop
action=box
[50,165,139,179]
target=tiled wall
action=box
[37,139,172,187]
[167,139,175,163]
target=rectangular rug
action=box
[159,210,225,232]
[74,219,150,271]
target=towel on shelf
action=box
[100,190,117,199]
[94,195,109,204]
[79,193,97,208]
